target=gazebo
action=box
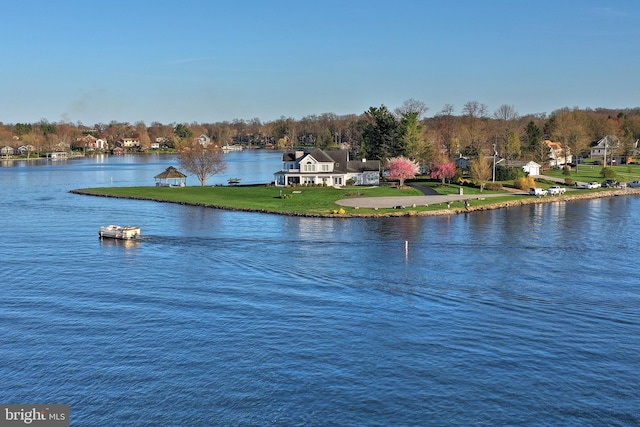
[154,166,187,187]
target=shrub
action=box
[600,167,617,179]
[485,182,503,191]
[562,166,572,176]
[496,166,525,181]
[514,176,536,190]
[564,178,575,186]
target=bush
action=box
[485,182,503,191]
[562,166,572,176]
[600,167,617,179]
[496,166,526,181]
[514,176,536,190]
[564,178,575,186]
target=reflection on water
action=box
[99,238,141,249]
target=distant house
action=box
[545,140,572,167]
[95,139,108,150]
[197,134,211,146]
[274,148,380,187]
[77,135,108,151]
[120,137,140,148]
[17,145,35,155]
[455,156,469,170]
[1,146,14,158]
[77,134,96,147]
[154,166,187,187]
[590,135,621,162]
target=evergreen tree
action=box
[523,121,547,165]
[361,105,401,160]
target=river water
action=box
[1,152,639,426]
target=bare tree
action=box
[177,139,226,186]
[395,98,429,120]
[462,100,488,149]
[492,105,520,159]
[433,104,456,156]
[493,104,519,122]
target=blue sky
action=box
[1,0,638,125]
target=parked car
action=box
[627,180,640,188]
[585,181,601,189]
[602,179,620,188]
[548,185,566,195]
[529,188,548,197]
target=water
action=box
[1,152,639,426]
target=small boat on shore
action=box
[99,225,141,240]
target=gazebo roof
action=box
[154,166,187,179]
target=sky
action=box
[1,0,639,125]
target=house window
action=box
[303,163,315,172]
[321,164,329,172]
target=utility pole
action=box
[492,144,497,182]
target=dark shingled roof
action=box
[281,149,379,173]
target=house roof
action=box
[154,166,187,179]
[592,135,619,149]
[282,148,380,173]
[544,140,562,150]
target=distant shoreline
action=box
[70,187,640,218]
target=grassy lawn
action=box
[75,172,631,216]
[75,183,527,216]
[543,163,640,183]
[75,185,426,215]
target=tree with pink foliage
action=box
[388,157,420,187]
[429,161,456,185]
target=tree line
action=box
[2,100,640,168]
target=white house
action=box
[78,135,108,150]
[545,140,572,167]
[121,137,140,148]
[197,134,211,146]
[590,135,619,160]
[17,145,35,155]
[1,146,14,158]
[274,149,380,187]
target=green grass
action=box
[75,185,426,215]
[75,183,520,216]
[544,164,640,183]
[75,173,633,216]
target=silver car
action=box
[627,180,640,188]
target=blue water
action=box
[1,153,639,426]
